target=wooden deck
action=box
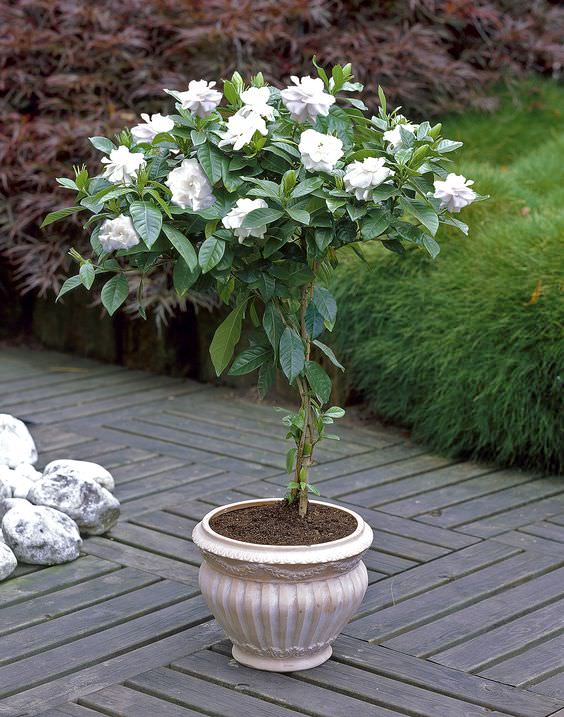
[1,346,563,717]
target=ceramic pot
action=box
[192,498,373,672]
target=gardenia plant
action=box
[44,61,483,518]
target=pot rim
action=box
[192,497,373,565]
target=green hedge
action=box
[333,82,564,473]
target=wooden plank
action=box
[114,463,223,503]
[364,549,418,576]
[381,469,533,518]
[383,567,564,658]
[331,635,563,717]
[1,580,193,665]
[529,672,564,700]
[0,556,118,608]
[0,622,224,716]
[0,597,211,698]
[521,521,564,543]
[112,455,187,484]
[351,540,519,618]
[37,706,107,717]
[346,549,557,642]
[173,647,402,717]
[118,471,252,519]
[81,537,200,586]
[38,439,129,466]
[418,479,564,532]
[0,567,158,637]
[496,531,564,557]
[80,685,205,716]
[130,511,198,538]
[107,523,200,565]
[431,597,564,672]
[117,417,287,469]
[321,454,458,502]
[127,666,326,717]
[293,657,511,717]
[479,634,564,687]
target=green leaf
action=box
[242,177,281,201]
[257,361,275,399]
[241,208,284,229]
[305,361,332,404]
[209,300,248,376]
[223,79,239,105]
[312,286,337,325]
[101,274,128,316]
[56,275,82,301]
[286,447,296,474]
[197,143,226,184]
[198,237,225,273]
[228,345,270,376]
[291,177,324,199]
[305,303,324,339]
[313,340,344,371]
[41,206,83,228]
[79,262,95,290]
[173,259,199,296]
[400,198,439,236]
[325,406,345,419]
[89,136,115,154]
[381,238,405,254]
[129,201,163,247]
[286,207,310,224]
[361,209,389,240]
[422,234,441,259]
[377,85,387,113]
[437,139,463,154]
[56,177,78,190]
[163,224,198,270]
[371,184,397,202]
[279,327,305,384]
[262,304,284,355]
[314,227,333,253]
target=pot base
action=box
[232,644,332,672]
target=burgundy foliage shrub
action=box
[1,0,562,306]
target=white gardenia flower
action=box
[98,215,140,252]
[165,81,222,118]
[222,198,268,243]
[131,113,174,143]
[280,76,335,123]
[383,122,417,151]
[298,129,343,173]
[433,173,477,213]
[165,158,215,211]
[101,146,146,186]
[239,87,275,121]
[344,157,394,201]
[218,110,268,151]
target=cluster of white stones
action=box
[0,414,120,580]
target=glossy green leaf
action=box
[163,224,198,270]
[279,327,305,383]
[100,274,128,316]
[79,262,95,290]
[129,201,163,247]
[241,208,284,229]
[209,300,247,376]
[41,206,83,228]
[198,237,225,273]
[305,360,332,404]
[56,275,82,301]
[313,339,344,371]
[228,345,270,376]
[312,286,337,325]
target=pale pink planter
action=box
[192,498,373,672]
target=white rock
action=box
[2,504,81,565]
[13,463,42,482]
[0,542,17,580]
[0,414,37,468]
[42,459,115,491]
[0,497,32,521]
[28,473,120,535]
[0,465,33,498]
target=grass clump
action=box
[333,81,564,473]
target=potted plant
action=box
[45,61,480,671]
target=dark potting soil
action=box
[209,501,357,546]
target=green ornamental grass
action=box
[333,81,564,473]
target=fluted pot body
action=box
[192,498,373,672]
